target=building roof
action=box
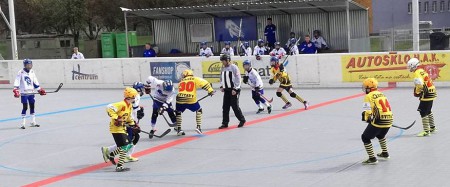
[121,0,367,20]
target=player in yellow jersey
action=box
[175,69,214,136]
[360,78,393,165]
[102,87,139,172]
[407,58,437,137]
[268,56,309,109]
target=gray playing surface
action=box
[1,87,449,187]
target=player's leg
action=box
[428,101,436,133]
[175,103,186,136]
[219,90,232,129]
[150,100,163,132]
[124,127,139,162]
[259,89,271,113]
[287,87,308,110]
[110,133,131,172]
[191,102,202,134]
[361,124,379,164]
[229,89,246,127]
[252,90,264,114]
[166,106,177,124]
[375,127,390,159]
[28,95,39,127]
[417,101,432,137]
[20,96,28,129]
[277,87,291,109]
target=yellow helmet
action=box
[362,78,378,92]
[124,87,138,99]
[181,69,194,78]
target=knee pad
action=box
[290,92,297,98]
[276,92,282,97]
[120,144,133,152]
[361,134,371,144]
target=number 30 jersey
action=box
[363,90,393,128]
[176,76,213,104]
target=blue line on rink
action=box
[0,128,404,178]
[0,96,151,123]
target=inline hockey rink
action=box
[1,87,449,187]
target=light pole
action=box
[0,1,18,60]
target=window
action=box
[408,2,412,14]
[432,1,437,12]
[425,1,429,13]
[440,1,445,12]
[34,41,40,48]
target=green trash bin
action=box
[116,31,138,58]
[101,33,116,58]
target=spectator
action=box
[269,42,286,58]
[264,18,277,49]
[71,47,84,59]
[311,30,329,53]
[253,39,269,60]
[287,38,299,55]
[143,43,156,57]
[199,41,213,57]
[299,35,317,54]
[240,41,252,56]
[285,32,297,48]
[221,41,234,56]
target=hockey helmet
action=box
[362,78,378,93]
[407,58,420,72]
[124,87,138,99]
[270,56,279,66]
[132,81,145,93]
[163,80,173,91]
[224,41,231,45]
[182,69,194,78]
[243,41,250,48]
[220,54,231,61]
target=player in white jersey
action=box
[221,41,235,56]
[199,41,213,57]
[269,42,287,59]
[287,38,299,55]
[13,59,46,129]
[240,41,252,56]
[102,82,144,162]
[144,76,177,137]
[253,39,269,60]
[242,60,272,114]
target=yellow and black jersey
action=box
[413,68,437,101]
[363,91,393,128]
[106,100,135,134]
[176,76,213,104]
[270,64,292,87]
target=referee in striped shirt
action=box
[218,54,246,129]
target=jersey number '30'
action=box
[179,81,195,92]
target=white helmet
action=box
[407,58,420,72]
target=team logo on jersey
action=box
[24,76,32,85]
[72,64,98,80]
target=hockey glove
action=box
[243,76,249,84]
[269,79,274,85]
[361,111,366,121]
[114,118,124,127]
[413,88,422,97]
[38,88,46,96]
[136,107,144,120]
[144,85,151,94]
[132,124,141,134]
[13,88,20,98]
[208,90,215,97]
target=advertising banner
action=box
[341,52,450,82]
[201,60,245,83]
[150,61,191,83]
[214,17,257,41]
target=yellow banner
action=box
[202,60,245,83]
[341,52,450,82]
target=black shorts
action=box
[112,133,129,147]
[361,124,390,143]
[418,100,433,117]
[279,85,292,92]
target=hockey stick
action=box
[281,37,301,67]
[31,83,63,94]
[148,94,176,127]
[197,91,216,102]
[236,17,243,56]
[391,120,416,130]
[259,93,273,103]
[127,123,171,139]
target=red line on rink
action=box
[22,88,392,187]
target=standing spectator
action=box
[218,54,246,129]
[71,47,84,59]
[311,30,329,53]
[221,41,235,56]
[199,41,213,57]
[299,35,317,54]
[143,43,156,57]
[264,18,277,49]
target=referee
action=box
[218,54,246,129]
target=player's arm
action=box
[13,71,21,88]
[232,65,241,90]
[361,97,372,122]
[230,48,235,56]
[196,77,214,93]
[254,70,264,89]
[413,72,424,96]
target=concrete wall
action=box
[1,50,450,89]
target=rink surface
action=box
[0,87,449,187]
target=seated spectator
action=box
[311,30,329,53]
[253,39,269,60]
[199,41,213,57]
[143,43,156,57]
[299,35,317,54]
[285,32,297,48]
[221,41,234,56]
[71,47,85,59]
[240,41,252,56]
[269,42,286,59]
[287,38,299,55]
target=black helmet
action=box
[220,54,230,61]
